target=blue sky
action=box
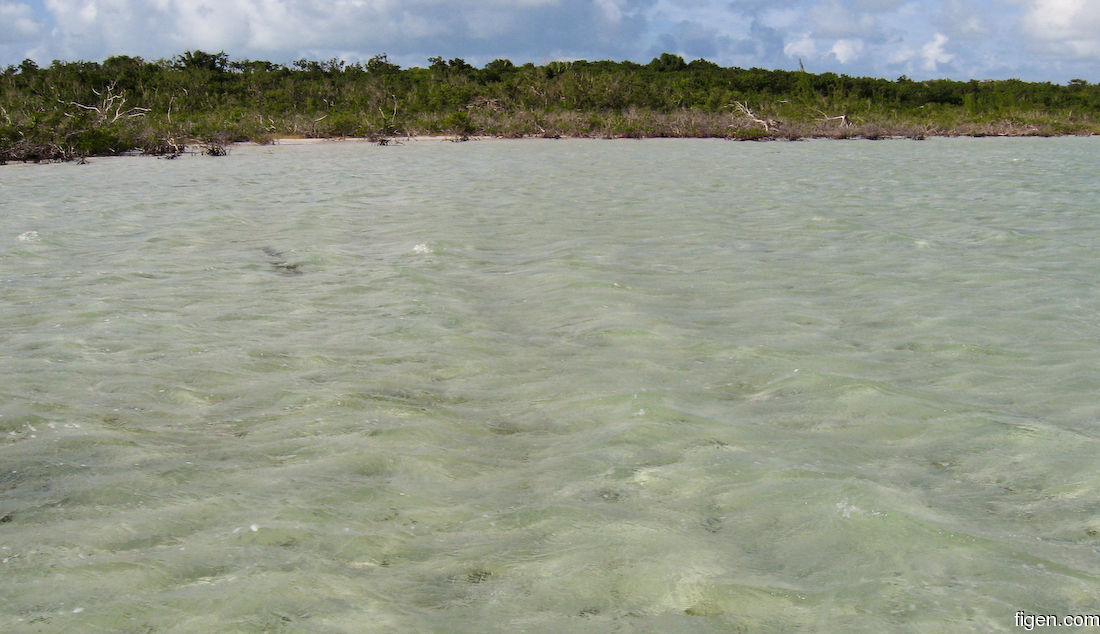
[1,0,1097,82]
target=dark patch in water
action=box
[261,247,303,276]
[487,421,522,435]
[465,569,493,584]
[702,516,722,533]
[447,568,494,584]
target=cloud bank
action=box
[1,0,1097,81]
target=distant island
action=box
[2,50,1098,162]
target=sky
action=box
[1,0,1097,82]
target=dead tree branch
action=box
[730,101,774,132]
[60,82,150,124]
[816,109,851,127]
[377,94,399,123]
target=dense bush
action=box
[2,50,1098,161]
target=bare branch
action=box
[59,83,149,124]
[731,101,774,132]
[816,109,851,126]
[62,99,102,113]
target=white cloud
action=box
[854,0,905,10]
[939,0,989,40]
[759,7,802,29]
[1020,0,1100,58]
[783,33,816,59]
[886,45,914,66]
[40,0,145,58]
[0,0,1090,81]
[808,0,878,39]
[596,0,625,22]
[172,2,252,51]
[0,2,42,41]
[920,32,953,71]
[830,37,864,63]
[34,0,658,65]
[37,0,488,60]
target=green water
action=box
[2,138,1099,632]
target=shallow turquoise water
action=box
[2,137,1099,632]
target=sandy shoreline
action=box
[265,135,521,146]
[244,131,1097,149]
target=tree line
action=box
[2,51,1098,161]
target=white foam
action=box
[836,500,885,518]
[412,243,432,254]
[17,231,39,242]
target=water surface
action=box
[2,138,1099,632]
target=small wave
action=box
[413,242,432,254]
[17,231,40,242]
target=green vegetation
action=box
[2,51,1099,161]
